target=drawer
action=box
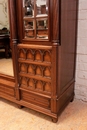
[0,85,15,97]
[20,90,51,109]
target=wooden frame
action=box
[0,0,79,123]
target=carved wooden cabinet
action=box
[0,0,78,122]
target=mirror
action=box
[0,0,14,76]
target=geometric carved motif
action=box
[19,63,27,73]
[18,49,51,63]
[35,50,42,61]
[20,76,51,93]
[27,50,34,60]
[19,49,26,59]
[36,66,43,76]
[28,64,35,75]
[19,63,51,79]
[43,51,51,62]
[18,48,52,94]
[43,67,51,78]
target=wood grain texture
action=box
[0,0,78,123]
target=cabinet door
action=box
[22,0,50,41]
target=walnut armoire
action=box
[0,0,78,122]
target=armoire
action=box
[0,0,78,122]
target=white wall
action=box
[0,0,9,29]
[75,0,87,101]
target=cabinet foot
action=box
[52,118,58,123]
[70,96,74,102]
[17,105,23,109]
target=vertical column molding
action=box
[8,0,20,100]
[51,43,58,113]
[51,0,60,43]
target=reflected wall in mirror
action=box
[23,0,34,17]
[0,0,14,76]
[36,0,48,16]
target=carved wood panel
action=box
[18,47,52,94]
[19,63,51,78]
[18,48,51,63]
[20,76,51,93]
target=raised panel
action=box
[43,51,51,62]
[36,80,43,91]
[26,49,34,60]
[35,66,43,76]
[21,90,51,109]
[28,79,35,89]
[35,50,42,61]
[18,46,52,95]
[0,85,15,97]
[44,82,51,92]
[43,67,51,78]
[18,49,26,59]
[20,77,28,87]
[19,63,27,73]
[27,64,35,75]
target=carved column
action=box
[8,0,20,100]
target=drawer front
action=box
[21,90,51,109]
[0,85,15,97]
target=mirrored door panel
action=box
[0,0,14,76]
[24,19,35,38]
[36,19,48,39]
[36,0,48,17]
[23,0,34,17]
[23,0,49,40]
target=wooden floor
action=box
[0,98,87,130]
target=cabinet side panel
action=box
[59,0,78,92]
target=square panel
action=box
[23,0,34,17]
[24,20,35,38]
[36,0,48,17]
[36,19,48,39]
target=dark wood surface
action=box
[0,35,10,58]
[0,0,79,123]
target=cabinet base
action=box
[52,117,58,123]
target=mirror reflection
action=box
[0,0,13,76]
[24,20,35,38]
[23,0,34,17]
[36,0,48,16]
[36,19,48,39]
